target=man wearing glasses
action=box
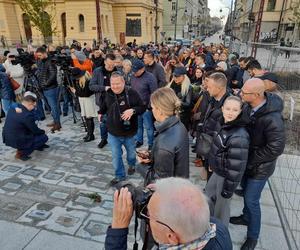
[2,92,49,161]
[230,78,285,250]
[105,177,232,249]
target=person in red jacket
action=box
[71,50,93,75]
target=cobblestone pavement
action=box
[0,114,289,250]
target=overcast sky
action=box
[208,0,232,17]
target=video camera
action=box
[53,53,72,69]
[11,52,35,72]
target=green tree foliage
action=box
[15,0,57,43]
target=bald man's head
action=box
[241,78,266,107]
[243,78,265,96]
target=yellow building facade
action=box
[0,0,163,46]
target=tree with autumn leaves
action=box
[15,0,57,43]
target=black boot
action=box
[84,118,95,142]
[241,238,257,250]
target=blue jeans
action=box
[33,99,46,121]
[1,99,16,115]
[242,177,268,240]
[135,110,154,147]
[108,133,136,179]
[20,134,48,156]
[99,114,108,140]
[61,86,72,115]
[43,87,60,124]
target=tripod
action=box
[58,67,87,131]
[23,69,50,121]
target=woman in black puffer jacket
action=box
[205,96,250,227]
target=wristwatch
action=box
[132,108,136,114]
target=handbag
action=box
[9,77,21,91]
[196,132,213,157]
[195,102,213,158]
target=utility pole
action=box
[95,0,102,43]
[174,0,178,40]
[154,0,159,44]
[276,0,287,41]
[251,0,265,57]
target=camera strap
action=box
[133,210,139,250]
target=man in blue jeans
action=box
[2,92,49,161]
[99,72,145,185]
[230,78,285,250]
[36,47,61,132]
[130,59,157,150]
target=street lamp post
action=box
[154,0,159,44]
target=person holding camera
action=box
[99,72,145,185]
[35,47,61,132]
[105,177,232,250]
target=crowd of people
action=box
[0,37,286,250]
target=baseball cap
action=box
[132,59,145,73]
[173,67,187,77]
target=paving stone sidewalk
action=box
[0,115,288,250]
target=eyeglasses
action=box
[140,204,176,234]
[240,89,255,95]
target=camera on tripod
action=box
[53,53,72,69]
[11,52,35,72]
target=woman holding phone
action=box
[137,87,189,184]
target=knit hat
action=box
[74,51,87,62]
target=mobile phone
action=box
[136,151,149,159]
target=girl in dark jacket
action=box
[205,96,250,227]
[70,68,97,142]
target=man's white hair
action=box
[154,177,210,243]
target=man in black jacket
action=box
[100,72,145,185]
[2,92,49,161]
[196,72,231,179]
[36,47,61,132]
[105,177,232,250]
[89,53,117,148]
[144,50,166,88]
[230,78,285,250]
[130,59,157,149]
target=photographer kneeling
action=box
[105,177,232,250]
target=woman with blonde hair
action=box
[137,87,189,183]
[70,68,98,142]
[166,66,193,129]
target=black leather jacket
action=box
[150,116,189,180]
[246,93,285,179]
[37,57,58,90]
[209,112,250,198]
[201,91,231,137]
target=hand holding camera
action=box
[112,187,133,229]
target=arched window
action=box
[79,14,85,32]
[22,13,32,42]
